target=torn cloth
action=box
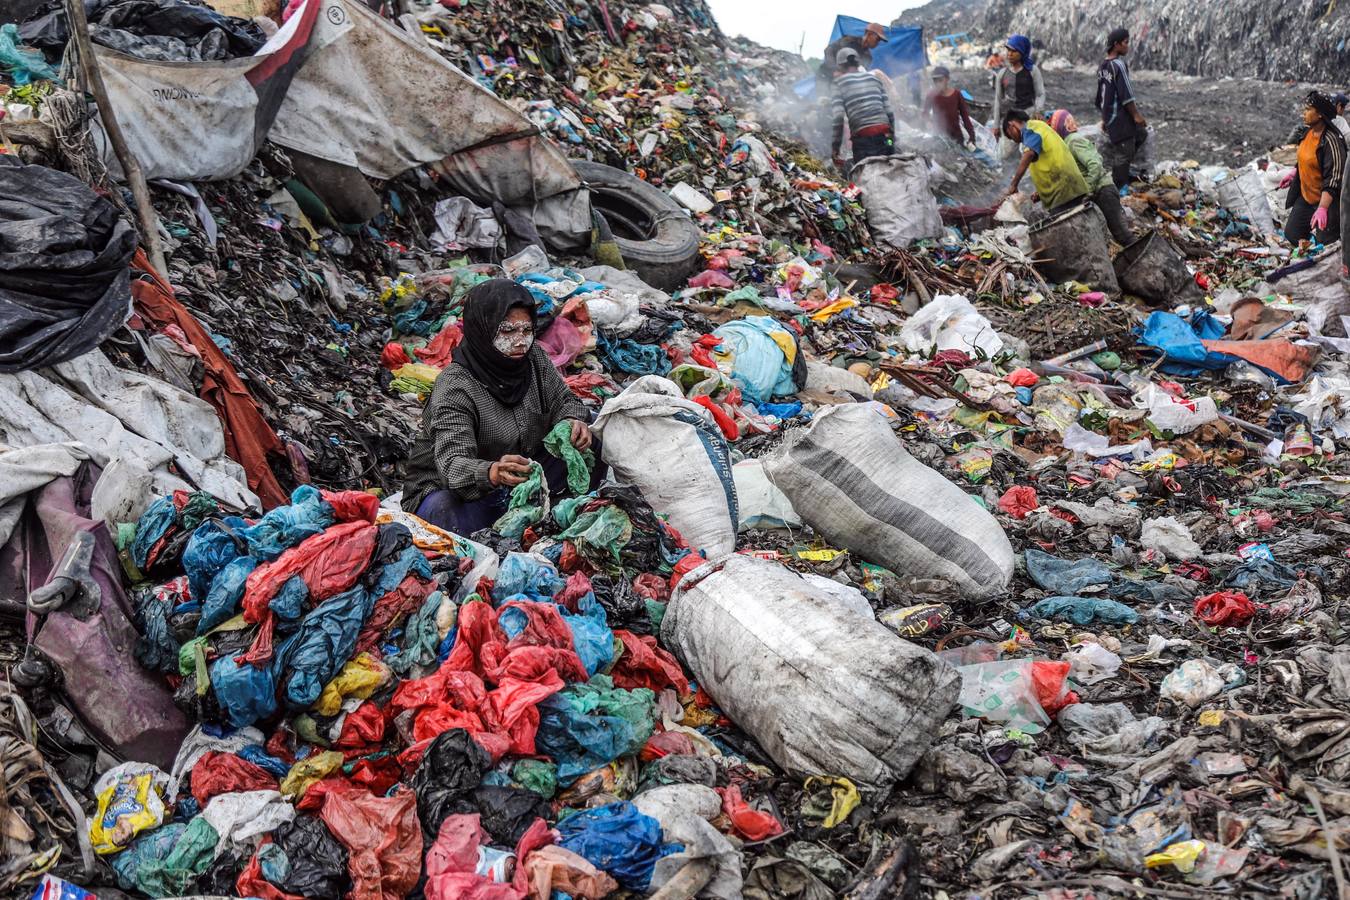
[129,251,289,508]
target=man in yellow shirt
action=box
[998,109,1089,213]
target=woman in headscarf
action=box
[1049,109,1133,245]
[401,278,602,534]
[1285,91,1347,246]
[992,34,1046,156]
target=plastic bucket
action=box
[1114,232,1199,305]
[1215,168,1275,235]
[1028,203,1119,294]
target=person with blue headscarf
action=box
[992,35,1045,156]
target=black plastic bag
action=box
[411,728,491,840]
[590,574,651,634]
[271,815,350,899]
[471,785,549,845]
[0,158,136,372]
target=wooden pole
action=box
[63,0,168,277]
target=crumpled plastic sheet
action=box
[555,801,682,892]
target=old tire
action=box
[571,160,702,291]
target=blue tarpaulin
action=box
[829,16,927,78]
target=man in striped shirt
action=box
[830,48,895,171]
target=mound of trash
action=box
[3,0,1350,896]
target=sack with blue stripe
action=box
[593,376,737,558]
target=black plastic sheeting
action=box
[19,0,266,63]
[0,158,136,373]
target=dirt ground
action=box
[954,63,1343,165]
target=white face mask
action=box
[493,324,533,356]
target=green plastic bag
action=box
[543,419,595,495]
[558,504,632,567]
[512,758,559,799]
[493,461,546,539]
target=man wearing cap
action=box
[924,66,978,146]
[1096,27,1148,188]
[830,47,895,171]
[823,22,888,78]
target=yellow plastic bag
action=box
[280,750,345,799]
[313,652,390,717]
[89,763,170,854]
[803,776,860,828]
[1145,839,1206,873]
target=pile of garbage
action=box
[3,0,1350,896]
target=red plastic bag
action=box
[191,751,278,806]
[322,490,380,523]
[631,573,669,603]
[1194,591,1256,627]
[998,486,1039,520]
[416,322,464,368]
[1005,367,1039,387]
[240,521,379,664]
[640,730,695,762]
[335,702,387,749]
[610,630,690,698]
[380,341,410,371]
[555,572,592,612]
[319,783,422,900]
[669,553,704,592]
[717,785,784,841]
[688,269,735,290]
[237,841,306,900]
[1031,660,1078,715]
[692,395,739,440]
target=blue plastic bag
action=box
[556,802,682,891]
[131,497,179,569]
[211,654,278,728]
[1021,595,1139,625]
[712,317,799,403]
[493,553,565,603]
[1025,549,1113,595]
[198,555,258,634]
[237,485,334,561]
[274,586,376,711]
[596,332,670,377]
[183,518,246,611]
[1138,311,1235,376]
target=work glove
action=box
[1312,206,1329,230]
[1279,171,1296,189]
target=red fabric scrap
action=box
[130,251,289,509]
[190,751,278,806]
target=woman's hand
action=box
[569,419,593,451]
[489,454,532,487]
[1312,206,1330,231]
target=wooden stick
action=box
[63,0,168,277]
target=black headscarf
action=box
[1307,90,1338,124]
[454,278,538,405]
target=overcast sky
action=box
[705,0,927,56]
